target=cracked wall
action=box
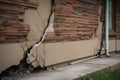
[0,0,51,73]
[44,0,100,43]
[1,0,120,73]
[26,0,120,67]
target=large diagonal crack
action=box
[0,0,54,79]
[20,0,54,69]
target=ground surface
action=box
[18,53,120,80]
[76,64,120,80]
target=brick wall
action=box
[100,0,120,40]
[0,0,38,43]
[44,0,100,43]
[116,0,120,39]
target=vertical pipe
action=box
[105,0,110,56]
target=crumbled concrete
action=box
[19,53,120,80]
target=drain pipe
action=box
[105,0,110,57]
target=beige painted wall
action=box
[0,0,120,73]
[24,0,51,47]
[41,39,120,66]
[0,43,24,73]
[109,40,116,52]
[109,40,120,52]
[44,38,98,66]
[0,0,51,73]
[117,40,120,50]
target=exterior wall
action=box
[0,0,51,73]
[109,0,120,52]
[109,40,116,52]
[116,40,120,51]
[26,0,102,67]
[109,40,120,52]
[43,1,102,66]
[44,39,120,66]
[44,0,100,42]
[0,43,24,73]
[27,0,120,67]
[24,0,51,45]
[0,0,120,73]
[0,1,31,43]
[116,0,120,39]
[44,38,98,66]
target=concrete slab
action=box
[19,53,120,80]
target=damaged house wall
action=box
[0,0,120,73]
[0,0,51,73]
[27,0,103,67]
[34,0,120,67]
[44,0,99,42]
[41,0,101,66]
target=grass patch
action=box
[75,65,120,80]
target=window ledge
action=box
[109,30,117,36]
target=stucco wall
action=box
[0,0,120,73]
[109,40,120,52]
[44,38,98,66]
[0,0,51,73]
[0,43,24,73]
[24,0,51,47]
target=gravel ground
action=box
[0,65,30,80]
[0,64,45,80]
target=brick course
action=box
[0,0,38,43]
[116,0,120,39]
[44,0,100,43]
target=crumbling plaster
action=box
[0,0,120,73]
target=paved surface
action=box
[20,53,120,80]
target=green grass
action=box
[75,66,120,80]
